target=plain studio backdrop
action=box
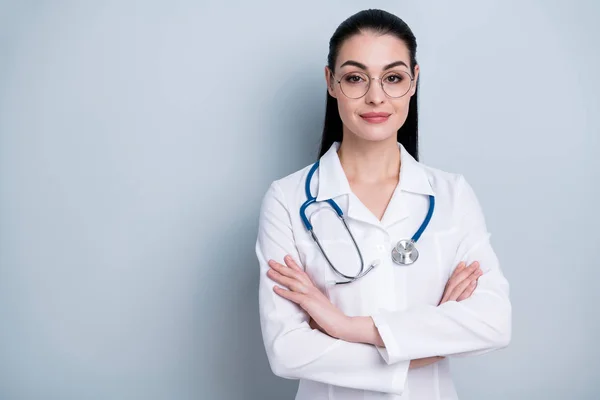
[1,1,598,399]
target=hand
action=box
[409,356,445,369]
[438,261,482,305]
[308,317,329,335]
[409,261,482,369]
[268,255,349,339]
[312,316,445,370]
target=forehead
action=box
[336,32,411,71]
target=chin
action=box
[348,124,399,143]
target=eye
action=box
[384,74,405,84]
[344,74,366,84]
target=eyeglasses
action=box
[331,70,414,99]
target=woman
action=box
[255,9,511,400]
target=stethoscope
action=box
[300,160,435,285]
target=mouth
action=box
[360,112,391,124]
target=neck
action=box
[337,134,401,184]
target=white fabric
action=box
[255,141,511,399]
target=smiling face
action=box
[325,31,419,144]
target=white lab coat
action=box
[255,141,511,399]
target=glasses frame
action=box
[330,70,415,99]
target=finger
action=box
[283,256,314,284]
[280,256,314,286]
[273,285,304,304]
[445,262,475,290]
[444,262,464,290]
[267,269,309,294]
[440,261,467,304]
[284,255,303,272]
[456,280,478,301]
[269,260,301,280]
[450,261,466,277]
[456,281,477,301]
[443,267,479,303]
[445,262,480,295]
[441,262,471,303]
[449,269,482,301]
[454,261,480,282]
[450,271,480,301]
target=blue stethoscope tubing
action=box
[299,160,435,284]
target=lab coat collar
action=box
[398,143,435,196]
[315,141,435,203]
[314,142,352,202]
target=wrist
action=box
[339,316,384,346]
[331,314,354,340]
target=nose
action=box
[364,77,386,104]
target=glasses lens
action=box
[382,71,412,98]
[339,72,370,99]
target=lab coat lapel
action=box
[315,141,435,229]
[381,143,435,229]
[315,142,349,203]
[346,193,382,227]
[316,142,382,227]
[379,184,411,229]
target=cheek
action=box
[391,99,411,126]
[336,99,358,125]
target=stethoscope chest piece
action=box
[391,239,419,265]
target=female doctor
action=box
[255,9,511,400]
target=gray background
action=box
[1,0,598,399]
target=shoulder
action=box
[418,161,465,197]
[273,163,315,195]
[418,161,487,233]
[259,163,315,210]
[417,161,482,217]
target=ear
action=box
[409,64,420,97]
[324,66,337,98]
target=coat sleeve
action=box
[370,175,512,364]
[256,181,410,395]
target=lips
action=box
[360,112,391,124]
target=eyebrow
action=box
[339,60,409,71]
